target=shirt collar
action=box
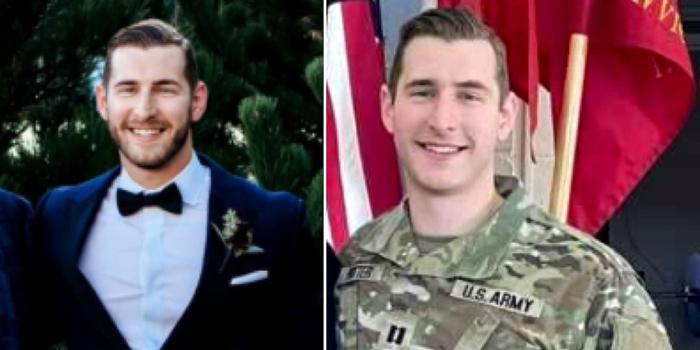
[357,176,532,280]
[116,153,208,206]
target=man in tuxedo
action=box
[32,19,321,349]
[0,189,31,350]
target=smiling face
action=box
[96,45,208,175]
[381,36,515,196]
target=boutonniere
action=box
[212,209,264,273]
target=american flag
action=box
[325,0,403,251]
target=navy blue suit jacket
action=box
[0,189,32,350]
[31,155,322,349]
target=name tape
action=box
[338,264,384,284]
[450,280,544,318]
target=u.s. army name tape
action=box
[450,280,544,318]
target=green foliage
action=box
[239,95,312,194]
[2,107,117,202]
[236,54,322,235]
[303,57,323,238]
[305,56,323,104]
[306,170,323,238]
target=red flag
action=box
[442,0,696,234]
[326,0,403,251]
[539,0,695,233]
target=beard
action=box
[107,113,192,170]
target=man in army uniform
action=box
[335,8,671,350]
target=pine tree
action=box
[303,57,323,238]
[238,56,323,237]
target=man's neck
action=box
[121,147,194,190]
[407,177,503,238]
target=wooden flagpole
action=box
[549,34,588,222]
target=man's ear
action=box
[95,83,108,121]
[380,85,395,134]
[190,81,209,123]
[497,92,517,141]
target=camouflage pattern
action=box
[335,177,671,350]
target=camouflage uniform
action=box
[335,177,671,350]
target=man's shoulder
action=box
[46,169,116,199]
[512,204,639,284]
[219,172,300,207]
[0,188,31,221]
[206,156,302,213]
[202,154,305,235]
[513,206,668,345]
[339,204,404,264]
[37,168,118,217]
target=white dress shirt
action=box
[80,154,211,350]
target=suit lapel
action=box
[197,155,259,282]
[60,168,131,349]
[162,155,266,349]
[162,158,229,349]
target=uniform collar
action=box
[357,176,532,280]
[116,153,208,206]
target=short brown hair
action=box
[102,18,198,91]
[388,8,509,105]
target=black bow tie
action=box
[116,183,183,216]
